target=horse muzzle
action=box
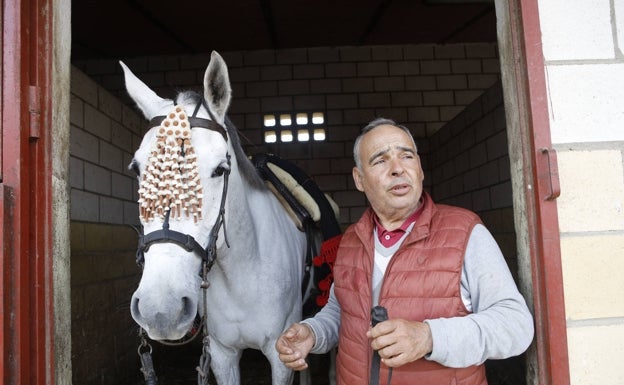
[130,291,198,340]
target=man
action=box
[275,118,534,385]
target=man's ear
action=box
[353,167,365,192]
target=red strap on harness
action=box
[312,234,343,306]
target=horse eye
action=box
[211,165,228,177]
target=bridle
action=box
[134,156,231,270]
[135,100,230,270]
[134,100,231,385]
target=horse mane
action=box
[223,116,267,190]
[175,91,266,191]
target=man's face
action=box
[353,124,424,227]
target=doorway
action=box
[0,0,569,384]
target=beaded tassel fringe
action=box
[138,105,203,223]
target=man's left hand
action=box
[367,319,433,367]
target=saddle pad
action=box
[266,162,339,225]
[252,153,339,232]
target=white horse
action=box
[123,51,332,385]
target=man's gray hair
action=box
[353,117,417,169]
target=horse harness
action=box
[135,100,230,269]
[134,100,230,385]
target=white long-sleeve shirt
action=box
[302,224,534,368]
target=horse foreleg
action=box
[209,341,243,385]
[262,343,295,385]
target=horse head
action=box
[123,51,233,340]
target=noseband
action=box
[134,101,231,269]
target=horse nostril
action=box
[130,296,142,321]
[181,297,196,321]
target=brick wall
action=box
[70,222,140,384]
[73,43,500,226]
[427,81,517,276]
[426,81,522,384]
[70,67,143,384]
[70,66,142,226]
[538,1,624,383]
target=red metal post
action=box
[1,0,54,383]
[508,0,571,384]
[2,0,31,381]
[1,185,6,383]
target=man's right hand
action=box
[275,323,315,371]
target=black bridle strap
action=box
[203,156,231,265]
[147,115,228,142]
[136,101,231,267]
[135,155,231,267]
[138,226,209,262]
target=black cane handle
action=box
[370,306,391,385]
[371,305,388,326]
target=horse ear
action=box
[120,61,168,120]
[203,51,232,123]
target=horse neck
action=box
[216,157,294,265]
[217,155,263,255]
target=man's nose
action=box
[389,158,405,176]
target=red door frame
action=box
[1,0,54,383]
[507,1,571,384]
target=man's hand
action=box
[366,319,433,368]
[275,323,315,371]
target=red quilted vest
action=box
[333,192,487,385]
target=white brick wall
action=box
[538,0,624,383]
[540,0,615,61]
[561,234,624,320]
[557,149,624,232]
[547,64,624,143]
[567,324,624,384]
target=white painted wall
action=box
[538,1,624,384]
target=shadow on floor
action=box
[133,341,331,385]
[132,340,524,385]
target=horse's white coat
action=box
[124,51,309,385]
